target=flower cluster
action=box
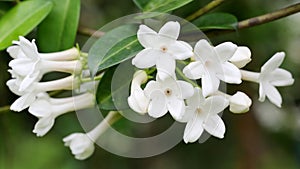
[6,37,106,160]
[129,21,294,143]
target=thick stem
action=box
[42,60,82,74]
[186,0,226,21]
[0,105,10,114]
[87,111,122,140]
[77,26,105,38]
[37,75,77,91]
[39,48,79,61]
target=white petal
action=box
[10,93,36,112]
[28,98,52,117]
[215,42,237,62]
[148,90,168,118]
[137,25,158,48]
[183,61,205,80]
[177,80,194,99]
[202,72,220,97]
[7,46,21,59]
[186,87,202,109]
[203,96,229,115]
[203,115,225,139]
[144,81,161,98]
[183,112,204,143]
[216,62,242,84]
[19,37,39,60]
[9,58,34,76]
[132,49,159,68]
[270,68,294,86]
[19,71,41,92]
[264,83,282,107]
[127,89,149,114]
[229,46,251,68]
[258,82,266,102]
[156,55,176,80]
[168,41,193,60]
[158,21,180,40]
[6,79,22,95]
[33,116,55,137]
[261,52,285,73]
[229,92,252,113]
[194,39,216,62]
[167,98,185,121]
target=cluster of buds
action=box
[128,21,294,143]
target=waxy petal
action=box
[132,49,160,68]
[264,83,282,107]
[183,112,204,143]
[177,80,194,99]
[156,55,176,80]
[217,62,242,84]
[194,39,216,62]
[10,93,36,112]
[261,52,285,73]
[168,41,193,60]
[33,116,55,137]
[270,68,294,86]
[203,96,229,115]
[203,115,225,139]
[167,98,185,120]
[148,90,168,118]
[137,25,158,48]
[215,42,237,62]
[158,21,180,40]
[229,46,251,68]
[144,81,161,98]
[183,61,205,80]
[202,72,220,97]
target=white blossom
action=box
[241,52,294,107]
[144,73,194,121]
[29,92,94,136]
[183,88,229,143]
[229,91,252,113]
[132,21,193,80]
[127,70,150,114]
[229,46,251,68]
[183,39,242,97]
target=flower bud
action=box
[229,46,251,68]
[229,91,252,113]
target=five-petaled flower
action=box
[132,21,193,80]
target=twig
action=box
[206,2,300,37]
[186,0,226,21]
[77,26,105,38]
[0,105,10,114]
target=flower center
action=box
[164,88,172,96]
[160,46,168,53]
[196,108,202,114]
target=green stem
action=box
[186,0,226,21]
[175,67,199,88]
[0,105,10,114]
[206,2,300,37]
[77,26,105,38]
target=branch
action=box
[186,0,226,21]
[77,26,105,38]
[0,105,10,114]
[206,2,300,37]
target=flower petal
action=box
[28,97,52,117]
[258,82,266,102]
[33,116,55,137]
[137,25,158,48]
[7,46,22,59]
[144,81,161,98]
[19,71,41,92]
[229,46,251,68]
[158,21,180,40]
[261,52,285,73]
[168,41,193,60]
[132,49,160,68]
[177,80,194,99]
[9,58,34,76]
[203,96,229,115]
[11,93,36,112]
[148,90,168,118]
[183,112,204,143]
[215,42,237,62]
[264,83,282,107]
[216,62,242,84]
[194,39,216,62]
[167,98,185,121]
[202,72,220,97]
[270,68,294,86]
[156,55,176,80]
[19,36,39,60]
[183,61,205,80]
[203,115,225,139]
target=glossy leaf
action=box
[0,1,53,50]
[37,0,80,52]
[88,24,142,76]
[133,0,193,17]
[193,12,238,30]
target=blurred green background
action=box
[1,0,300,169]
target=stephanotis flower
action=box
[183,88,229,143]
[127,70,150,114]
[183,39,242,97]
[7,75,79,111]
[241,52,294,107]
[132,21,193,80]
[28,92,95,136]
[143,73,194,121]
[229,46,251,68]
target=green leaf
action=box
[0,0,53,50]
[37,0,80,52]
[193,12,238,30]
[88,24,142,76]
[133,0,193,16]
[96,61,135,110]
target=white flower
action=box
[258,52,294,107]
[144,73,194,121]
[127,70,150,114]
[183,39,242,97]
[29,92,95,136]
[229,46,251,68]
[229,91,252,113]
[132,21,193,79]
[183,88,229,143]
[7,75,79,112]
[63,133,95,160]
